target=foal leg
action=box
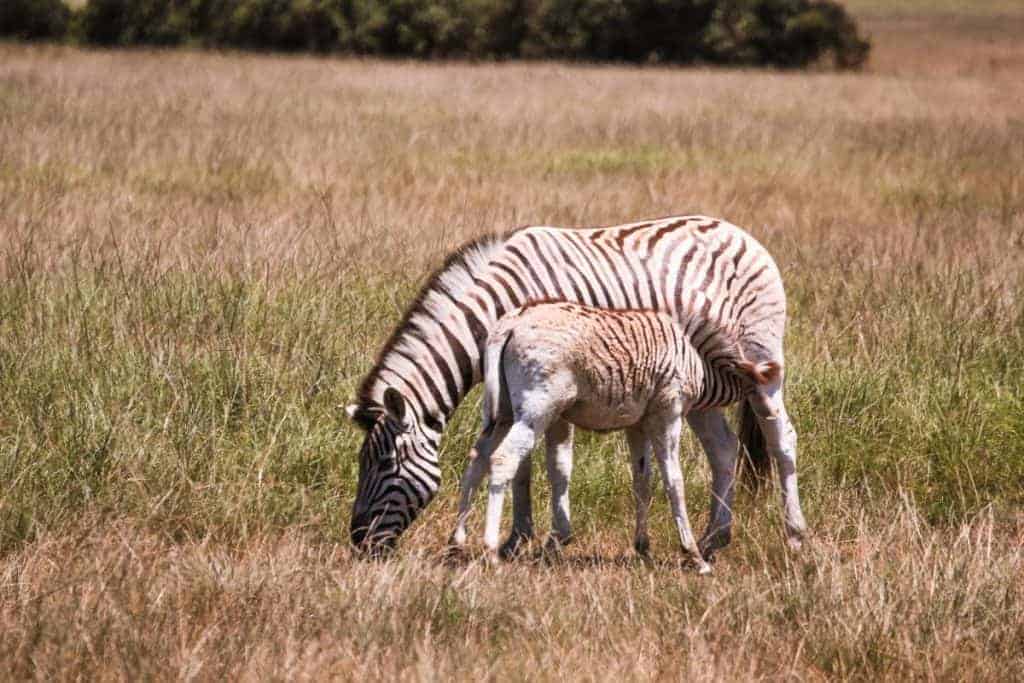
[544,418,574,551]
[484,420,542,555]
[748,383,808,550]
[686,408,738,559]
[651,415,711,574]
[449,422,509,549]
[500,452,534,559]
[626,426,654,558]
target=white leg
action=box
[449,453,487,548]
[626,427,654,557]
[749,386,807,549]
[686,408,738,559]
[449,423,508,549]
[651,416,711,574]
[484,421,540,554]
[544,418,574,548]
[501,453,534,559]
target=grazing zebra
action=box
[347,215,807,556]
[447,301,781,571]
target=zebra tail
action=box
[481,328,514,435]
[737,401,772,492]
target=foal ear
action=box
[737,360,782,385]
[383,387,409,429]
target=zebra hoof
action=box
[499,531,533,561]
[698,530,731,561]
[442,544,470,566]
[633,537,651,558]
[542,535,571,561]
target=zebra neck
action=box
[358,287,503,435]
[355,234,512,434]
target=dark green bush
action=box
[348,0,473,56]
[5,0,869,69]
[462,0,528,58]
[202,0,353,52]
[0,0,71,40]
[705,0,869,68]
[75,0,189,46]
[524,0,716,62]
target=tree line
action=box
[2,0,869,69]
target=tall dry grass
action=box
[1,4,1023,678]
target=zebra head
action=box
[347,387,441,555]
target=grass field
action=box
[2,2,1024,678]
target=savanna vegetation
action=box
[2,0,870,68]
[1,1,1023,678]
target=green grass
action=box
[1,30,1023,678]
[2,252,1021,553]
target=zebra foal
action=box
[448,301,777,571]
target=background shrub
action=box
[0,0,71,40]
[705,0,869,68]
[74,0,189,46]
[3,0,869,68]
[524,0,718,62]
[202,0,353,52]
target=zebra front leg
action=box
[500,453,534,560]
[544,418,574,552]
[686,408,738,560]
[651,416,711,574]
[748,386,807,550]
[626,426,654,558]
[484,421,540,557]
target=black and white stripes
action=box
[348,215,794,551]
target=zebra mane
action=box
[355,231,511,411]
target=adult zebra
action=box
[346,215,807,557]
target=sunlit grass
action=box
[1,6,1023,676]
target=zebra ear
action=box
[345,403,380,430]
[383,387,409,430]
